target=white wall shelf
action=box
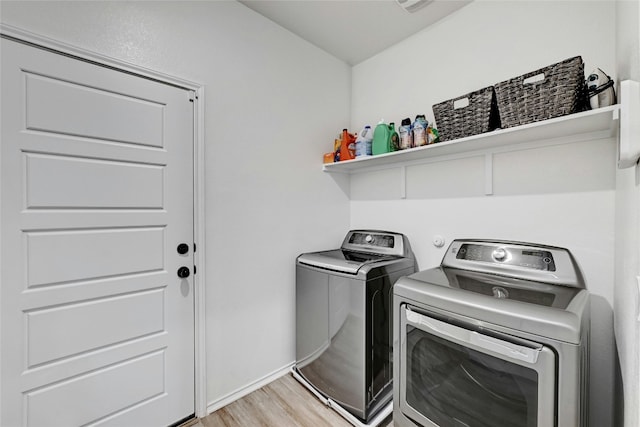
[323,105,620,175]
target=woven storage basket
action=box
[432,86,501,142]
[494,56,588,128]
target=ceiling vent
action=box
[396,0,434,13]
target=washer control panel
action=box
[341,230,410,257]
[349,232,395,248]
[441,239,583,288]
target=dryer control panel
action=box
[442,239,584,288]
[455,243,556,272]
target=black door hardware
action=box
[177,266,190,278]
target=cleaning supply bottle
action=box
[339,129,356,161]
[333,132,342,162]
[427,124,440,145]
[355,125,373,158]
[398,118,413,150]
[412,115,428,147]
[389,122,399,152]
[372,120,391,155]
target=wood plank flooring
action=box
[199,374,394,427]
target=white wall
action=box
[615,1,640,426]
[350,1,619,425]
[0,0,352,412]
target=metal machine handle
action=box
[405,308,541,364]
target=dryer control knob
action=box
[365,234,374,244]
[493,248,507,261]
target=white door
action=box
[1,37,195,426]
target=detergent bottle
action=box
[333,132,342,162]
[412,115,428,147]
[372,120,391,155]
[389,122,399,152]
[339,129,356,161]
[355,125,373,158]
[398,118,413,150]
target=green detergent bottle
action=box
[372,120,391,155]
[389,122,399,152]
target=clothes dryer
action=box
[394,239,590,427]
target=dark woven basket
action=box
[432,86,501,142]
[494,56,588,128]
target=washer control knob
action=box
[365,234,374,244]
[493,248,507,261]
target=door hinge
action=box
[193,265,197,275]
[193,243,196,253]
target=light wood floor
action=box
[197,373,394,427]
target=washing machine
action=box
[294,230,416,426]
[393,239,590,427]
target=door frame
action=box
[0,23,208,419]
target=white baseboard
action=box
[206,361,295,415]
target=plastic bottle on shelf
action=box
[399,118,413,150]
[372,120,391,155]
[333,132,342,162]
[389,122,399,152]
[355,125,373,158]
[427,124,440,145]
[412,115,428,147]
[339,128,356,161]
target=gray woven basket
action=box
[494,56,588,128]
[432,86,501,142]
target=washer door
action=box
[399,305,556,427]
